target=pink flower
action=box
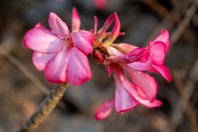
[95,64,162,120]
[92,13,171,120]
[108,29,171,82]
[106,45,160,102]
[23,8,94,85]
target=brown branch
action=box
[172,69,197,131]
[144,0,192,45]
[171,0,198,44]
[142,0,169,17]
[18,83,69,132]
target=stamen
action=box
[65,36,73,46]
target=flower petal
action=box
[49,12,70,36]
[122,65,157,103]
[115,84,139,113]
[113,65,139,113]
[44,50,68,83]
[127,44,152,71]
[32,52,56,71]
[106,65,113,77]
[126,48,147,62]
[141,99,162,108]
[104,13,120,45]
[66,47,92,85]
[72,30,94,55]
[24,27,64,53]
[151,41,166,65]
[35,23,44,28]
[106,46,123,56]
[124,82,162,108]
[128,59,152,71]
[110,43,137,54]
[152,65,172,82]
[95,99,114,120]
[107,48,146,64]
[72,7,80,32]
[153,29,170,52]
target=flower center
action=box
[66,36,73,45]
[63,35,73,50]
[92,46,108,63]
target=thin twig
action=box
[171,0,198,43]
[172,70,197,131]
[18,83,69,132]
[171,60,198,131]
[144,0,192,45]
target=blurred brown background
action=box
[0,0,198,132]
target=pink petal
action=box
[72,7,80,32]
[113,65,139,113]
[94,16,98,35]
[110,43,137,54]
[35,23,44,28]
[127,42,153,71]
[141,99,162,108]
[104,13,120,45]
[44,50,68,83]
[136,86,147,100]
[124,82,162,108]
[128,59,152,71]
[151,41,166,65]
[66,47,92,85]
[106,54,128,63]
[48,12,70,36]
[106,46,123,56]
[115,84,139,113]
[123,65,157,103]
[72,30,94,55]
[107,48,146,64]
[95,99,114,120]
[152,65,172,82]
[106,65,113,77]
[97,13,114,39]
[127,48,147,62]
[103,13,114,30]
[153,29,170,52]
[32,52,56,71]
[23,27,64,53]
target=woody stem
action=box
[18,83,69,132]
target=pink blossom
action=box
[23,8,94,85]
[129,29,171,82]
[108,29,172,82]
[95,64,162,120]
[92,14,170,120]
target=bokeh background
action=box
[0,0,198,132]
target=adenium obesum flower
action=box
[23,8,94,85]
[108,29,171,82]
[95,64,162,120]
[92,13,171,120]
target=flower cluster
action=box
[23,8,171,120]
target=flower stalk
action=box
[18,83,69,132]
